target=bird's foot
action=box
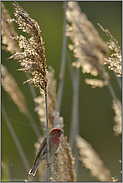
[46,162,51,167]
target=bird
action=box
[28,128,64,176]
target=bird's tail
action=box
[28,165,37,176]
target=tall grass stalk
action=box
[25,72,46,135]
[113,72,121,89]
[26,109,41,139]
[57,2,67,112]
[69,61,80,178]
[2,104,30,172]
[45,90,50,181]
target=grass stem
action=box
[45,90,50,181]
[26,108,41,139]
[57,2,67,112]
[2,103,30,172]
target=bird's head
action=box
[49,128,64,138]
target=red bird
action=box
[29,128,64,176]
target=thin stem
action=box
[25,72,37,100]
[74,132,79,180]
[2,103,30,172]
[67,50,75,89]
[45,89,50,181]
[108,82,121,109]
[26,108,41,139]
[57,1,67,112]
[25,72,45,135]
[67,50,80,179]
[69,60,80,179]
[108,83,117,102]
[113,72,121,89]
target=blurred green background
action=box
[1,1,122,182]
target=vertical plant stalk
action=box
[25,72,37,101]
[2,104,30,172]
[108,83,118,102]
[67,53,80,178]
[45,89,50,181]
[66,51,75,89]
[25,72,45,135]
[113,72,121,89]
[67,51,80,179]
[26,109,41,139]
[57,1,67,112]
[69,62,80,179]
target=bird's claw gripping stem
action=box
[46,162,51,167]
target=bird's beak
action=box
[60,130,64,134]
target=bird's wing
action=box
[33,137,47,165]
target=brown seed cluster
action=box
[9,2,48,91]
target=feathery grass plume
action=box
[85,78,108,88]
[98,23,122,77]
[1,2,21,54]
[76,135,111,181]
[52,111,64,130]
[1,64,27,114]
[51,136,76,182]
[34,66,57,131]
[9,2,48,92]
[34,95,46,130]
[66,1,109,87]
[112,99,122,135]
